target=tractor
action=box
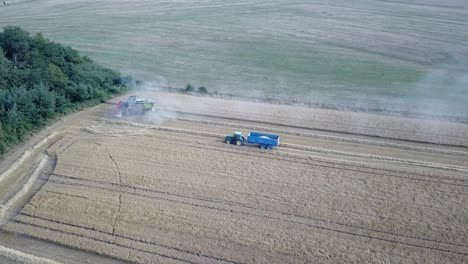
[225,131,246,146]
[224,131,280,149]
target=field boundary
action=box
[0,154,48,221]
[0,132,58,185]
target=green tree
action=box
[0,26,31,65]
[47,63,68,89]
[0,26,131,154]
[185,84,194,92]
[0,125,6,153]
[0,48,11,89]
[198,86,208,93]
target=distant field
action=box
[1,0,467,115]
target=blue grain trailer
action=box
[225,131,280,149]
[247,132,280,149]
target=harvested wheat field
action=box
[1,92,468,263]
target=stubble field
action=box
[1,92,467,263]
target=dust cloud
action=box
[407,62,468,119]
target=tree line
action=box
[0,26,131,154]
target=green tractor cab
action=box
[225,131,246,146]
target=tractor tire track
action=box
[6,219,197,264]
[103,119,468,177]
[45,175,468,256]
[153,137,468,188]
[168,111,468,147]
[85,127,468,192]
[96,124,468,182]
[173,116,468,157]
[10,213,243,264]
[49,166,465,225]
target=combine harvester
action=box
[113,96,156,118]
[225,131,280,150]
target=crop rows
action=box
[143,92,468,146]
[1,92,467,263]
[3,118,467,263]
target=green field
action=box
[1,0,467,115]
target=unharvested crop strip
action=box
[48,176,468,255]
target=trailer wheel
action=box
[267,145,273,150]
[260,144,266,149]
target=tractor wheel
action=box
[236,140,242,146]
[225,139,230,144]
